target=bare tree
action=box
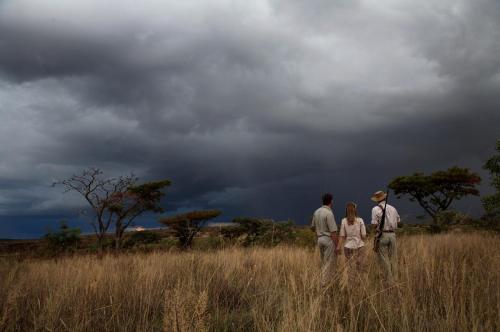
[53,167,170,251]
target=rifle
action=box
[373,190,389,253]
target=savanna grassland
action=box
[0,233,499,332]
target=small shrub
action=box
[124,231,162,248]
[482,139,500,219]
[256,220,296,246]
[435,210,468,227]
[398,224,428,235]
[44,221,81,253]
[428,224,446,234]
[159,237,179,247]
[227,218,295,247]
[192,235,227,251]
[160,210,222,249]
[293,227,316,247]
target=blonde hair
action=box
[345,202,357,224]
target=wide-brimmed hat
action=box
[371,191,387,202]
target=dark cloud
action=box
[0,0,498,237]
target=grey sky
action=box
[0,0,499,237]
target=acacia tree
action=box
[389,166,481,222]
[54,167,171,250]
[160,210,221,249]
[482,139,500,218]
[107,180,171,248]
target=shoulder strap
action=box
[378,204,385,221]
[376,205,385,231]
[379,204,392,230]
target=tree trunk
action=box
[96,233,104,257]
[115,229,124,250]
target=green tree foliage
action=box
[482,139,500,218]
[53,167,171,251]
[389,167,481,221]
[160,210,221,249]
[223,217,295,246]
[44,221,81,252]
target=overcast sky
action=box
[1,0,499,238]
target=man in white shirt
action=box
[311,193,338,284]
[371,190,400,283]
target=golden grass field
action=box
[0,232,499,331]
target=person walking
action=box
[311,193,338,285]
[371,190,400,283]
[336,202,367,281]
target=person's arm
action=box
[326,213,339,247]
[310,215,316,232]
[331,231,339,244]
[395,209,401,228]
[336,234,343,253]
[360,219,367,240]
[370,207,379,233]
[336,219,345,253]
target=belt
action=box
[382,230,395,233]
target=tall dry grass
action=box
[0,233,499,331]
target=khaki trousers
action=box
[318,236,335,283]
[377,233,397,283]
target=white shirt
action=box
[311,206,337,237]
[339,218,366,249]
[371,202,400,231]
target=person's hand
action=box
[335,247,342,255]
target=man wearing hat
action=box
[371,190,400,283]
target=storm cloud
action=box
[0,0,499,237]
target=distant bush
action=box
[435,210,469,227]
[224,218,295,247]
[44,221,81,253]
[160,210,222,249]
[428,224,446,234]
[482,139,500,219]
[192,235,227,251]
[293,227,316,247]
[124,231,162,248]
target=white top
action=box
[371,203,400,231]
[311,206,338,237]
[339,217,366,249]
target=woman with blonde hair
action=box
[336,202,367,278]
